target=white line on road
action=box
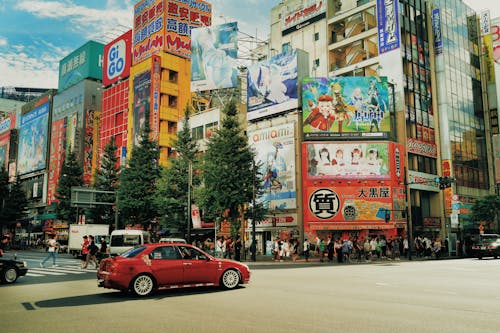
[27,269,66,275]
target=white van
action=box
[109,229,151,255]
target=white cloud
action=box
[0,36,7,47]
[0,50,58,88]
[16,0,133,40]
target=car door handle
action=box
[183,262,192,266]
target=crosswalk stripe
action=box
[28,268,66,275]
[26,273,44,277]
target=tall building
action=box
[263,0,497,249]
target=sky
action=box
[0,0,498,89]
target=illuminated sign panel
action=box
[59,41,104,91]
[376,0,400,54]
[103,30,132,86]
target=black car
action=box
[471,234,500,259]
[0,258,28,284]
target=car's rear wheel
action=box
[131,274,155,296]
[221,269,240,289]
[1,267,19,284]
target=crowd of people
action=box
[79,235,108,269]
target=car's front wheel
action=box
[1,267,19,284]
[131,274,155,296]
[221,269,240,289]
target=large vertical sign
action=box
[164,0,212,58]
[492,20,500,64]
[103,30,132,86]
[190,22,238,92]
[247,50,299,121]
[59,41,104,91]
[133,0,165,65]
[249,123,296,210]
[377,0,400,54]
[432,8,443,55]
[132,71,151,147]
[48,117,67,204]
[17,103,49,175]
[0,116,12,171]
[480,10,495,84]
[151,55,161,141]
[83,110,98,184]
[302,77,390,139]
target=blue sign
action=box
[377,0,400,54]
[432,8,443,55]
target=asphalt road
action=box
[1,255,499,333]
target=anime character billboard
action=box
[247,50,298,121]
[249,123,296,210]
[304,142,391,180]
[0,145,6,170]
[303,77,390,139]
[191,22,238,92]
[17,103,49,175]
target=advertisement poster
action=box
[376,0,400,54]
[303,76,390,139]
[17,103,49,175]
[48,118,67,204]
[0,145,6,170]
[133,0,164,65]
[133,71,151,147]
[249,123,296,210]
[282,0,326,36]
[304,186,393,222]
[164,0,212,59]
[304,142,391,179]
[191,22,238,92]
[103,30,132,86]
[247,50,298,121]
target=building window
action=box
[91,94,96,106]
[192,126,204,140]
[168,121,177,134]
[314,32,319,41]
[169,70,178,83]
[168,95,178,108]
[314,59,320,67]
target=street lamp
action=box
[187,160,192,244]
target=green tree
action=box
[471,194,500,226]
[198,99,258,238]
[92,136,119,226]
[155,106,199,236]
[55,149,83,223]
[2,177,28,223]
[117,117,160,228]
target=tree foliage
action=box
[92,136,119,226]
[198,99,257,238]
[55,149,84,223]
[117,120,160,227]
[0,168,28,226]
[471,194,500,224]
[155,106,199,235]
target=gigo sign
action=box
[103,30,132,86]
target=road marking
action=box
[26,273,44,277]
[28,268,66,276]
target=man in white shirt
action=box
[40,234,59,267]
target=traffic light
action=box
[384,209,391,223]
[435,176,455,190]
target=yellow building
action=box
[128,52,191,166]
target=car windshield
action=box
[478,235,500,244]
[119,246,146,258]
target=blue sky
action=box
[0,0,498,89]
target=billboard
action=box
[83,110,99,184]
[432,8,443,55]
[0,115,13,170]
[17,102,50,175]
[191,22,238,92]
[304,185,393,223]
[282,0,326,36]
[103,30,132,86]
[247,50,299,121]
[249,123,296,210]
[164,0,212,58]
[376,0,400,54]
[58,41,104,91]
[480,10,495,84]
[303,76,390,139]
[304,142,393,180]
[48,117,67,204]
[133,0,165,65]
[132,71,151,146]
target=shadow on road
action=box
[32,286,245,308]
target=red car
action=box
[97,243,251,296]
